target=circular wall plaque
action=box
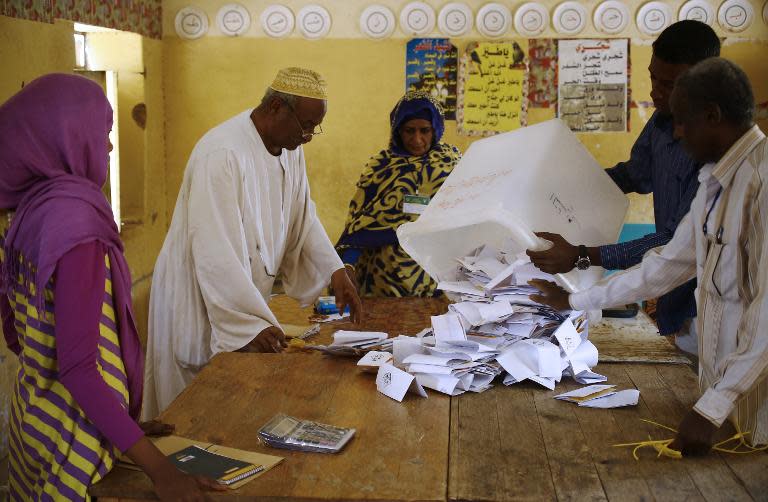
[260,5,294,38]
[438,2,473,37]
[216,3,250,36]
[553,1,588,35]
[594,0,630,34]
[400,2,436,36]
[636,1,672,36]
[678,0,715,25]
[514,2,549,37]
[476,2,512,38]
[175,6,208,40]
[360,4,396,39]
[718,0,754,32]
[297,4,331,39]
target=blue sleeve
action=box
[338,228,398,249]
[599,230,674,270]
[604,117,655,195]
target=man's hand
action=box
[668,409,718,456]
[241,326,287,353]
[331,267,363,324]
[528,279,571,311]
[526,232,580,274]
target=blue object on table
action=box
[315,296,350,315]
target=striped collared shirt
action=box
[572,125,768,444]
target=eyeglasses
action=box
[285,103,323,139]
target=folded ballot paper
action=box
[555,384,640,408]
[307,330,393,357]
[365,245,609,401]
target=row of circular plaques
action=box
[176,1,768,40]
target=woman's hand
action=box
[153,467,227,502]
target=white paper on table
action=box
[314,313,350,323]
[425,346,489,362]
[332,330,388,346]
[473,323,507,336]
[485,257,524,291]
[476,301,515,324]
[506,312,534,323]
[466,335,507,348]
[473,256,509,278]
[503,373,520,385]
[497,347,535,382]
[525,339,562,379]
[440,339,498,354]
[504,323,536,338]
[402,353,469,366]
[468,373,493,390]
[412,327,432,338]
[437,281,485,296]
[529,375,556,390]
[553,319,581,357]
[579,389,639,408]
[392,336,426,365]
[555,384,616,402]
[573,370,608,384]
[493,294,540,307]
[449,302,482,327]
[357,351,393,369]
[406,363,456,375]
[513,261,555,285]
[568,339,599,375]
[458,373,475,391]
[376,363,428,402]
[414,373,464,396]
[431,313,467,344]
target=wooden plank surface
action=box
[90,298,767,501]
[448,384,557,501]
[91,353,450,501]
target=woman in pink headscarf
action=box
[0,74,223,501]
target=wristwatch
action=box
[575,245,591,270]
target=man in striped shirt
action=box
[527,21,720,355]
[531,58,767,454]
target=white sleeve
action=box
[569,210,698,311]
[280,156,344,306]
[187,149,277,354]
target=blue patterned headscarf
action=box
[389,91,445,157]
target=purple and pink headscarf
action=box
[0,73,143,418]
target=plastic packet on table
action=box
[258,414,355,453]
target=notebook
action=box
[169,445,262,485]
[117,435,284,489]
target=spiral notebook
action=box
[117,435,283,489]
[169,445,263,485]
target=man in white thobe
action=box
[530,58,768,454]
[143,68,362,418]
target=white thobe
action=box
[571,126,768,445]
[142,110,343,419]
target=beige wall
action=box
[161,5,768,240]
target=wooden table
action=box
[93,298,768,501]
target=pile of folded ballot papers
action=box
[330,244,611,402]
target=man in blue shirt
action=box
[527,20,720,354]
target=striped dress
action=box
[6,248,130,501]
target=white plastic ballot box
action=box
[397,119,629,292]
